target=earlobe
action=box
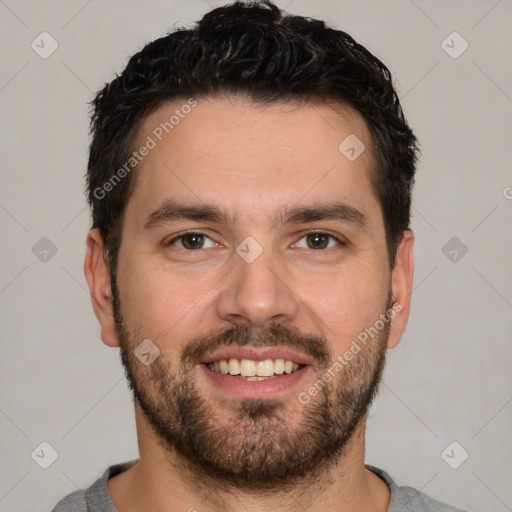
[84,229,120,348]
[387,230,414,349]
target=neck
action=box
[107,405,390,512]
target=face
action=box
[86,96,414,490]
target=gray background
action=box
[1,1,511,511]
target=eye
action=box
[167,232,217,250]
[294,232,341,250]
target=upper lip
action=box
[198,347,313,366]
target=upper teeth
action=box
[207,358,301,377]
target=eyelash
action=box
[166,231,345,251]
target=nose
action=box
[216,248,300,328]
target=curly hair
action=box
[87,0,418,273]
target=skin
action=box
[84,96,414,511]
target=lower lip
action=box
[198,364,312,399]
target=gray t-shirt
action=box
[51,460,469,511]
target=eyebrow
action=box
[143,199,370,233]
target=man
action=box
[52,1,469,511]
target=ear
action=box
[387,230,414,349]
[84,229,120,348]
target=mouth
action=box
[198,348,312,399]
[206,358,305,381]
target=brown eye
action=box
[168,232,216,250]
[181,233,205,249]
[294,232,341,251]
[306,233,330,249]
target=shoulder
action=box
[367,465,471,512]
[51,489,88,511]
[396,484,470,512]
[51,460,138,512]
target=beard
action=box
[112,280,391,491]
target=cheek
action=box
[117,254,218,352]
[296,261,389,349]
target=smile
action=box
[206,358,304,380]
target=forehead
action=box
[125,96,381,231]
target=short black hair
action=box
[87,0,418,273]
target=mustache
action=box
[181,323,331,368]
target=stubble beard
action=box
[112,280,390,492]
